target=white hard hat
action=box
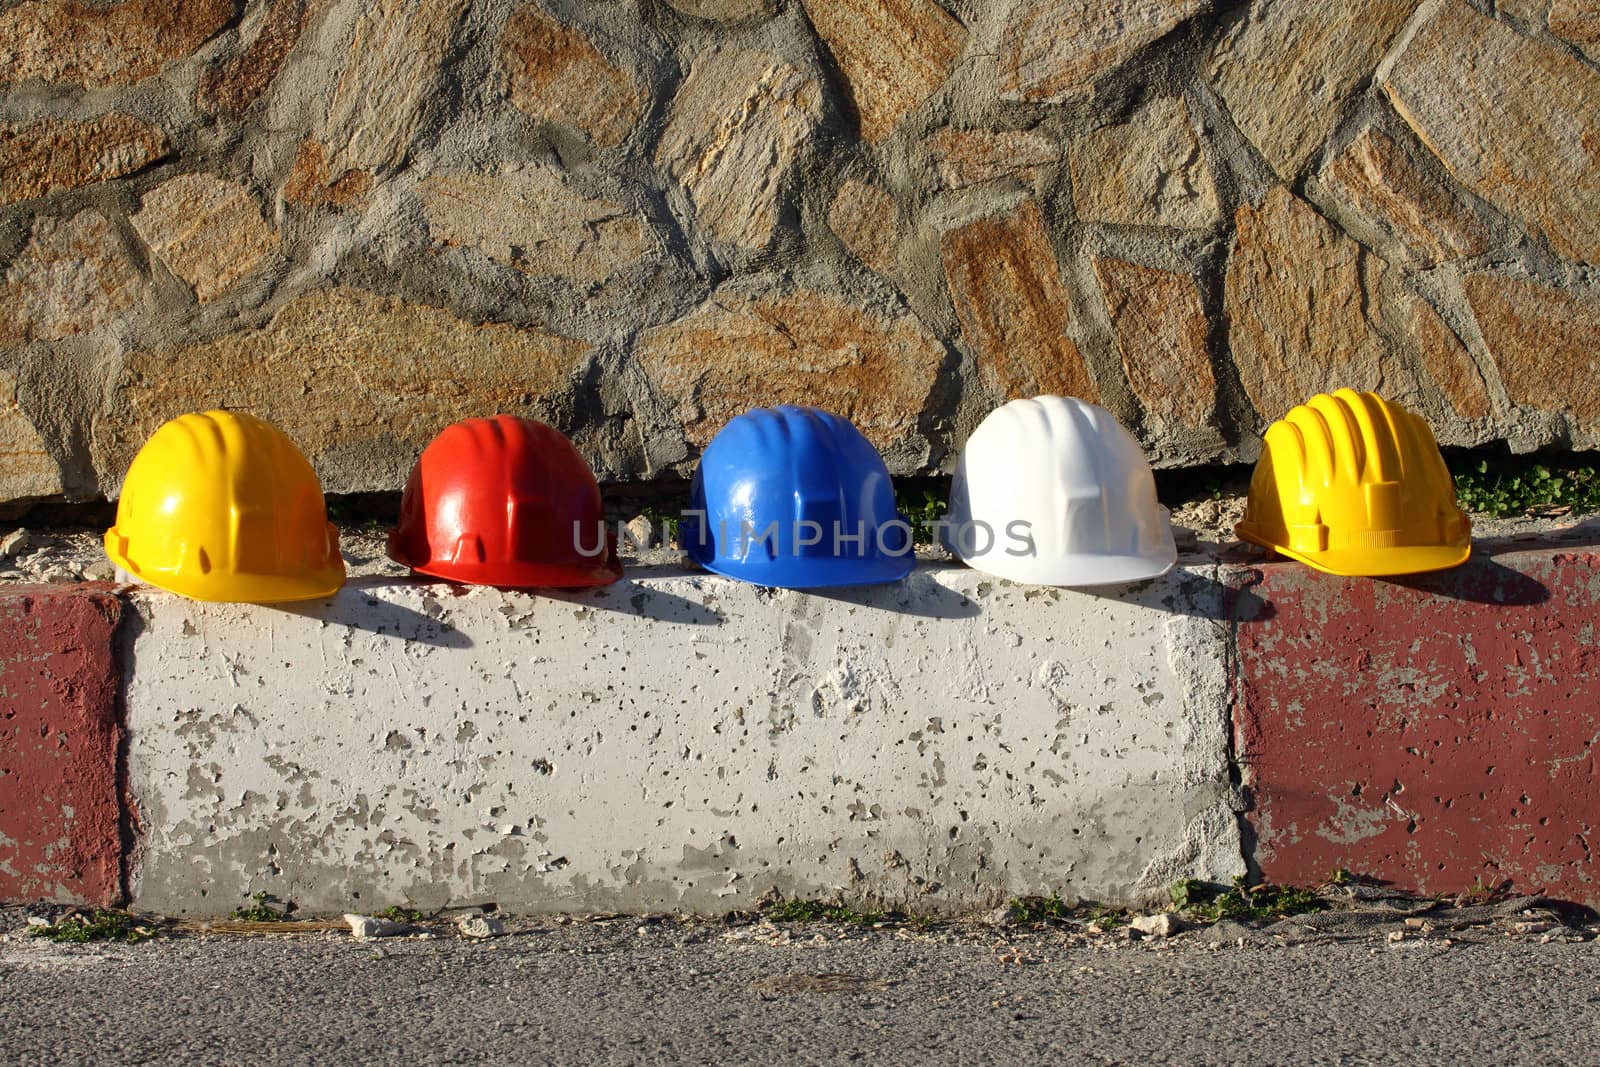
[943,396,1176,586]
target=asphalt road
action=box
[3,917,1596,1065]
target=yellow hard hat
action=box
[104,410,345,602]
[1235,389,1470,576]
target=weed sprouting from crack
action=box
[1170,876,1326,923]
[28,910,152,944]
[761,898,884,925]
[231,892,289,923]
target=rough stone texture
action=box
[0,586,123,906]
[0,114,168,205]
[281,140,373,209]
[418,166,652,281]
[0,0,1595,504]
[123,567,1241,916]
[94,288,590,494]
[1069,96,1219,229]
[666,0,775,19]
[637,288,944,450]
[130,174,279,303]
[1549,0,1600,62]
[0,0,233,88]
[1000,0,1204,103]
[1465,274,1600,435]
[500,4,644,148]
[941,199,1097,403]
[801,0,966,144]
[298,0,468,198]
[1232,546,1600,907]
[1210,0,1416,179]
[1224,187,1471,424]
[1319,128,1491,268]
[655,46,822,250]
[656,45,821,250]
[1400,286,1492,422]
[1092,258,1214,430]
[197,0,316,115]
[0,371,64,499]
[1383,0,1600,264]
[826,179,897,273]
[927,127,1058,190]
[0,211,141,347]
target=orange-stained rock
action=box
[1092,258,1214,430]
[636,288,945,449]
[1225,188,1387,421]
[1319,128,1490,267]
[1383,0,1600,264]
[1000,0,1202,103]
[130,174,279,303]
[0,211,141,347]
[801,0,965,143]
[500,3,644,148]
[197,0,317,115]
[94,288,591,493]
[281,139,372,209]
[0,0,232,87]
[0,369,64,499]
[292,0,467,202]
[1209,0,1415,178]
[826,179,898,273]
[1227,186,1491,427]
[0,114,167,205]
[1466,274,1600,433]
[940,199,1097,402]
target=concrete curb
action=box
[1,535,1596,915]
[118,564,1240,915]
[0,584,124,906]
[1232,540,1600,906]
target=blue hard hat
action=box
[683,406,915,589]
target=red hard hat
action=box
[387,415,622,588]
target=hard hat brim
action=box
[1235,525,1471,577]
[687,550,915,590]
[105,544,345,603]
[952,547,1177,588]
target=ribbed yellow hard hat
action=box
[104,410,345,602]
[1236,389,1471,577]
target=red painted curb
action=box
[0,584,124,906]
[1230,542,1600,906]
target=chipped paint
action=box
[123,563,1242,916]
[0,584,124,905]
[1231,544,1600,906]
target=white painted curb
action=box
[122,562,1243,915]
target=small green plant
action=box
[27,910,150,944]
[761,898,883,925]
[895,486,948,546]
[1455,875,1512,906]
[379,905,427,924]
[1087,906,1127,930]
[231,892,287,922]
[1006,893,1073,923]
[1170,877,1325,923]
[1453,456,1600,518]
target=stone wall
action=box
[1,0,1598,507]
